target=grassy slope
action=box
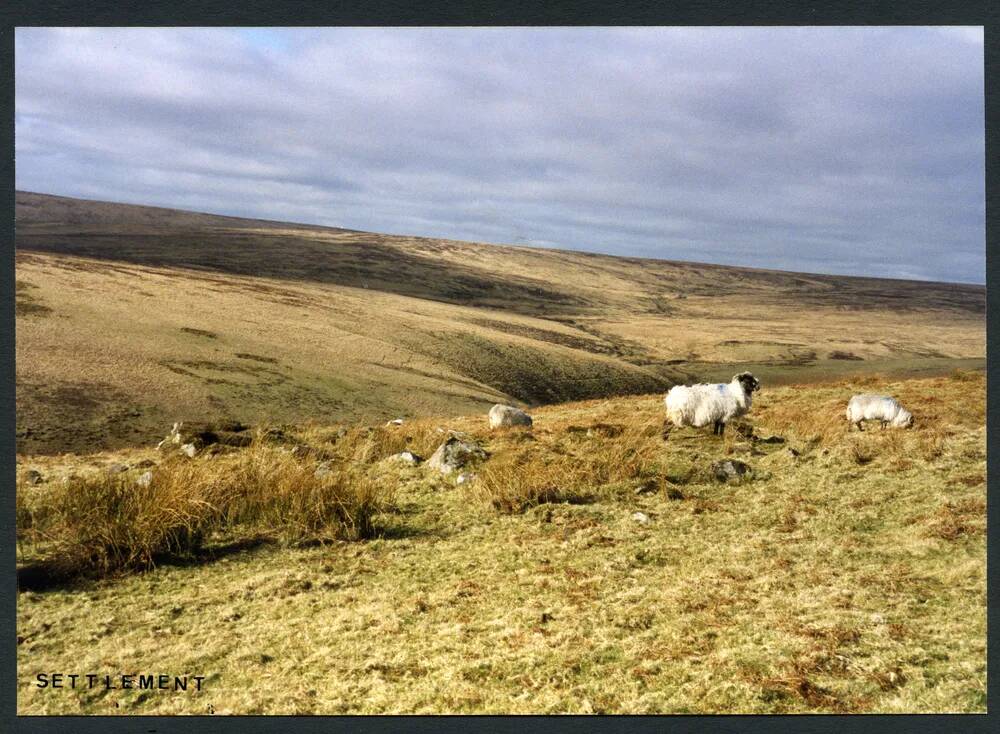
[16,371,985,714]
[15,191,985,455]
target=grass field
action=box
[15,371,985,714]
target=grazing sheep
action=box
[846,395,913,431]
[664,372,760,437]
[488,404,533,429]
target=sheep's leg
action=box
[662,419,672,442]
[855,421,864,432]
[881,420,888,430]
[716,421,725,436]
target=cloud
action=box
[15,26,985,283]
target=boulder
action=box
[428,435,488,475]
[488,404,533,429]
[711,459,752,483]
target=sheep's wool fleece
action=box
[664,380,752,428]
[488,404,533,428]
[846,395,913,426]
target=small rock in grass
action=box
[386,418,404,426]
[757,434,786,444]
[428,435,488,475]
[711,459,751,483]
[392,451,422,465]
[456,472,476,485]
[23,469,44,485]
[136,471,153,488]
[180,443,198,458]
[632,511,650,524]
[314,462,333,479]
[106,463,129,475]
[634,479,658,495]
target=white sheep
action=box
[664,372,760,437]
[846,395,913,431]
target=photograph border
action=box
[1,1,996,732]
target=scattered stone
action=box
[180,443,198,458]
[757,434,786,445]
[386,418,404,426]
[786,447,801,458]
[632,511,651,524]
[136,471,154,488]
[633,479,658,495]
[105,463,129,475]
[23,469,44,485]
[428,435,488,475]
[711,459,752,483]
[456,472,477,485]
[488,404,533,429]
[391,451,423,465]
[314,462,333,479]
[158,420,253,452]
[665,486,685,501]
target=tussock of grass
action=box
[476,418,661,513]
[17,438,390,579]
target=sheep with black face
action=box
[663,372,761,437]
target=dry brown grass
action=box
[17,437,390,579]
[477,417,662,512]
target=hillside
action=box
[14,191,985,455]
[15,372,987,713]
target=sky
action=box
[15,27,985,283]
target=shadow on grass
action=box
[16,535,275,593]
